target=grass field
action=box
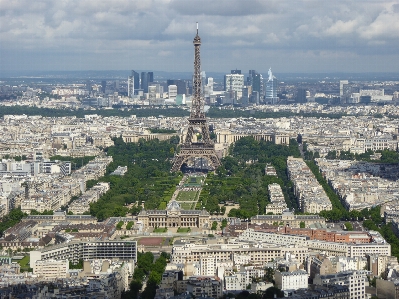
[177,227,191,233]
[183,176,204,187]
[180,202,195,210]
[17,255,30,272]
[153,227,167,233]
[176,191,199,201]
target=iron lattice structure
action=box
[171,25,221,172]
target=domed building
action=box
[137,200,211,229]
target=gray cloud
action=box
[0,0,398,73]
[168,0,276,16]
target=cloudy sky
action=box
[1,0,399,74]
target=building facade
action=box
[137,200,211,229]
[216,130,290,147]
[275,270,308,291]
[33,259,69,280]
[172,242,309,265]
[30,240,137,265]
[251,210,326,228]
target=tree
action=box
[126,221,134,230]
[69,259,83,269]
[325,150,337,159]
[221,206,226,215]
[161,252,170,260]
[211,221,218,230]
[221,219,228,229]
[349,210,361,220]
[141,279,157,299]
[116,221,124,230]
[263,286,283,298]
[148,271,162,285]
[344,222,353,231]
[339,150,354,160]
[133,268,145,281]
[264,267,274,282]
[124,280,142,299]
[0,208,26,237]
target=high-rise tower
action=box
[140,72,153,93]
[171,24,220,172]
[265,68,278,104]
[128,70,139,98]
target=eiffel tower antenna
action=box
[171,23,221,172]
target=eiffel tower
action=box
[171,24,221,172]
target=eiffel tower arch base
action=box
[171,147,220,172]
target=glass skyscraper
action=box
[265,68,278,104]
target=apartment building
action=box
[223,265,265,291]
[275,270,308,291]
[287,157,332,213]
[251,210,326,228]
[172,241,309,265]
[185,276,223,298]
[266,183,287,214]
[313,270,369,299]
[33,259,69,280]
[30,240,137,265]
[238,228,391,258]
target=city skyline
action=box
[1,0,399,73]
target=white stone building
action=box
[275,270,308,291]
[33,259,69,280]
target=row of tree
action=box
[361,206,399,260]
[207,107,345,119]
[50,155,96,170]
[122,252,168,299]
[0,208,26,237]
[0,105,349,121]
[89,137,181,220]
[199,137,301,218]
[0,105,190,118]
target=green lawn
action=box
[180,202,195,210]
[183,176,204,187]
[177,227,191,233]
[16,255,31,272]
[153,227,167,233]
[176,191,199,201]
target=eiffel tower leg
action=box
[185,127,194,144]
[171,155,187,172]
[200,122,211,143]
[208,155,221,170]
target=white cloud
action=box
[358,9,399,39]
[0,0,398,72]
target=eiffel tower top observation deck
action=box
[170,23,221,172]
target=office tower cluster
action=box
[339,80,393,104]
[218,69,278,105]
[125,67,283,106]
[126,70,192,105]
[127,70,154,98]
